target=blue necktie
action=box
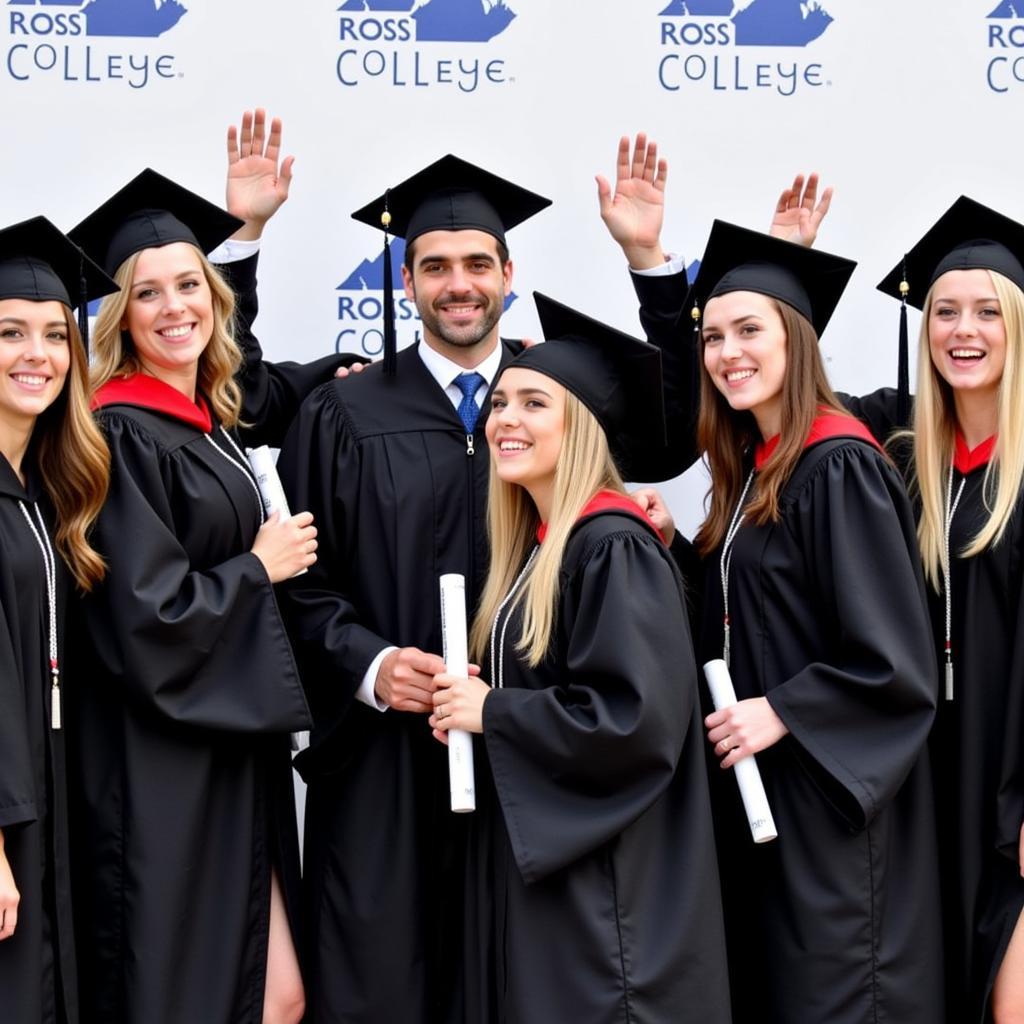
[454,372,485,434]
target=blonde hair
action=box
[34,311,109,590]
[911,270,1024,588]
[89,245,243,427]
[470,391,624,667]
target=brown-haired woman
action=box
[0,218,115,1024]
[597,139,944,1023]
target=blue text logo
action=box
[657,0,834,96]
[335,0,517,92]
[987,1,1024,92]
[5,0,187,87]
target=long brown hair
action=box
[34,310,109,590]
[90,246,243,427]
[694,298,850,556]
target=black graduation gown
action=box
[465,508,731,1024]
[630,270,945,1022]
[841,388,1024,1023]
[700,436,943,1023]
[0,456,76,1024]
[70,395,312,1024]
[275,340,520,1024]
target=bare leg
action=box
[992,908,1024,1024]
[262,870,305,1024]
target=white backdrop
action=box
[3,0,1022,535]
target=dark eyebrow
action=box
[0,316,67,329]
[131,270,200,288]
[702,313,766,332]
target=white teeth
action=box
[726,369,756,382]
[951,349,983,359]
[500,440,530,452]
[12,374,46,386]
[160,325,192,338]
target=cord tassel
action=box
[897,261,910,426]
[381,190,397,376]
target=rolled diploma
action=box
[246,446,306,577]
[440,574,476,813]
[703,659,778,843]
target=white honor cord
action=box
[719,471,755,668]
[943,465,966,702]
[18,501,60,730]
[204,427,265,526]
[489,545,539,691]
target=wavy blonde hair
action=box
[33,310,109,590]
[910,270,1024,588]
[89,245,243,427]
[470,390,624,668]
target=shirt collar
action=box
[417,339,502,394]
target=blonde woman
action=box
[0,219,114,1024]
[65,163,327,1024]
[429,293,730,1024]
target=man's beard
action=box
[418,291,502,348]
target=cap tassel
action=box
[897,259,910,426]
[381,191,397,376]
[77,259,90,353]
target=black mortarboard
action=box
[0,216,119,349]
[877,196,1024,421]
[351,155,551,375]
[69,168,244,278]
[690,220,856,339]
[496,293,671,482]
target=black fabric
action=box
[350,154,551,245]
[0,456,77,1024]
[631,268,945,1022]
[692,219,856,337]
[463,511,731,1024]
[69,168,243,276]
[0,217,116,307]
[276,341,521,1023]
[877,195,1024,308]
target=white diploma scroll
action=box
[439,574,476,813]
[703,659,778,844]
[246,446,306,577]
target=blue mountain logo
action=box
[660,0,834,47]
[337,238,517,311]
[8,0,188,38]
[337,0,516,43]
[989,1,1023,16]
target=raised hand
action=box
[226,108,295,239]
[768,172,833,248]
[596,133,668,270]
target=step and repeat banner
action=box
[2,0,1022,530]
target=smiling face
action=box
[120,241,214,396]
[927,269,1007,401]
[0,298,71,441]
[486,366,566,518]
[401,229,512,363]
[701,290,789,438]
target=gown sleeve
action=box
[219,253,367,446]
[85,413,310,733]
[630,267,702,474]
[995,545,1024,864]
[764,444,938,829]
[276,383,391,729]
[0,603,37,829]
[482,531,695,884]
[836,387,910,446]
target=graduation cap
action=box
[0,216,119,349]
[877,196,1024,423]
[351,154,551,375]
[689,220,856,339]
[69,168,244,278]
[496,292,671,482]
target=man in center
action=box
[276,155,550,1024]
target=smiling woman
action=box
[0,217,115,1024]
